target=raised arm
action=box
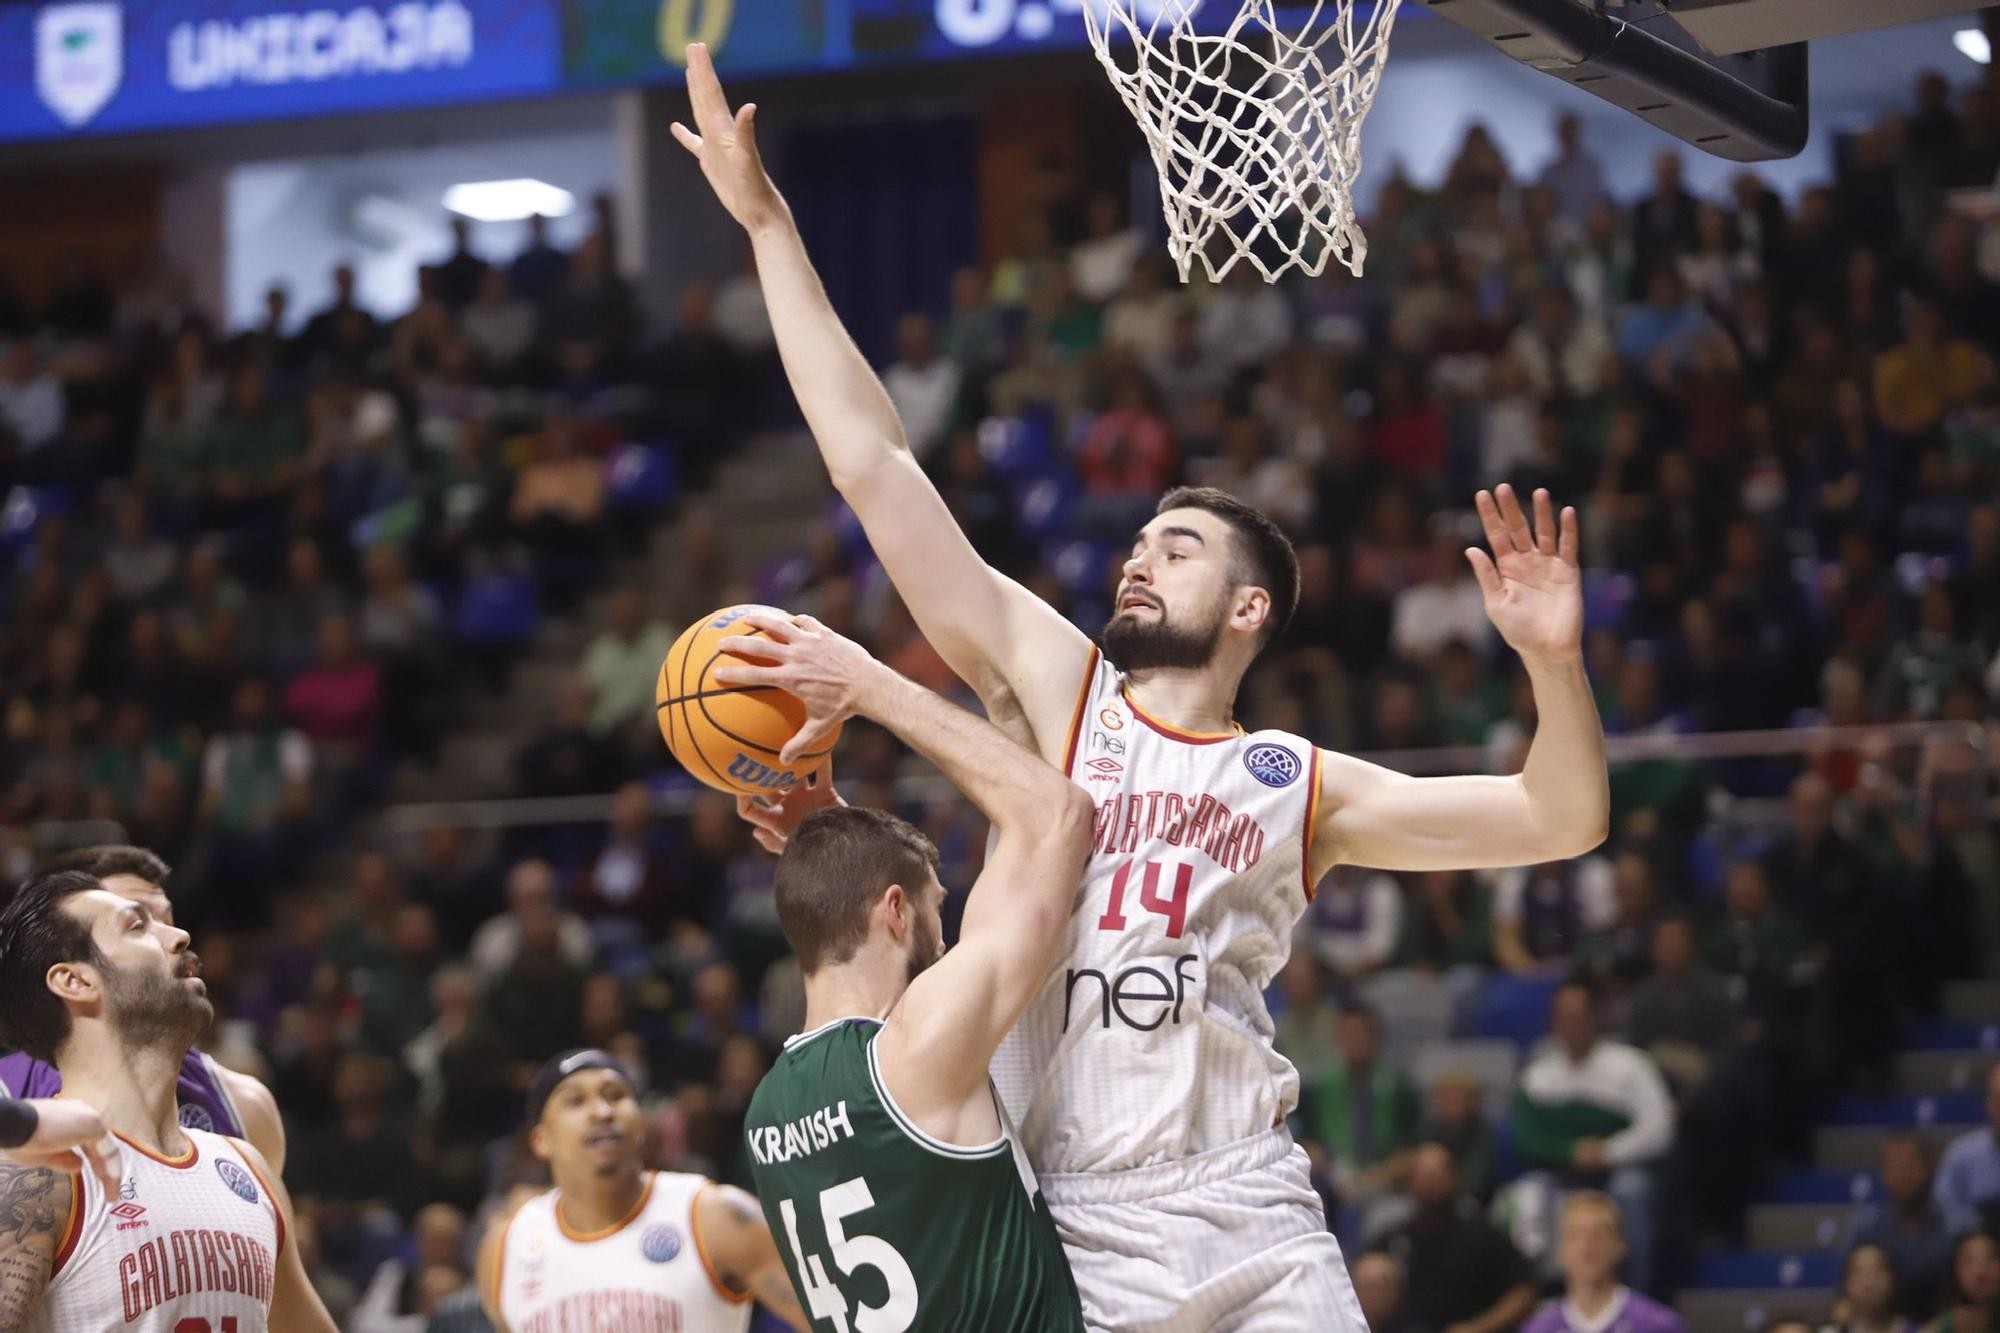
[1314,486,1609,876]
[0,1161,66,1333]
[671,43,1092,756]
[714,615,1094,1140]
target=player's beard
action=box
[103,952,212,1054]
[905,910,945,986]
[1100,588,1231,672]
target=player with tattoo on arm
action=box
[477,1049,808,1331]
[0,847,287,1174]
[0,869,336,1331]
[0,1099,119,1193]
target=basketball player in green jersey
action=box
[710,611,1093,1332]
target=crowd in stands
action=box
[3,56,2000,1332]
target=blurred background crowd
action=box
[2,55,1999,1333]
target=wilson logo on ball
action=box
[728,753,800,790]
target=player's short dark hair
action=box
[39,845,171,886]
[775,807,940,975]
[0,871,107,1063]
[1155,487,1300,648]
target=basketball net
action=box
[1083,0,1404,283]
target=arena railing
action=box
[367,720,1989,832]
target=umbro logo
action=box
[1084,757,1123,782]
[110,1200,147,1230]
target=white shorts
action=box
[1039,1127,1368,1333]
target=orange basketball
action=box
[656,604,842,795]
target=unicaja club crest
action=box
[1243,743,1301,788]
[36,2,123,128]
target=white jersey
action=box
[993,648,1321,1177]
[37,1126,284,1332]
[493,1171,752,1333]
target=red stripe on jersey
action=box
[1059,646,1102,777]
[1301,747,1324,901]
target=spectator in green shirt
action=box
[1302,1002,1423,1210]
[579,585,677,768]
[1699,858,1818,1027]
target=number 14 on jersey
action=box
[1096,859,1192,938]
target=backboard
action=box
[1419,0,1993,161]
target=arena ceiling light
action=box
[442,179,575,223]
[1955,28,1991,65]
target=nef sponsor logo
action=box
[1092,790,1267,873]
[1064,955,1199,1032]
[1243,743,1302,788]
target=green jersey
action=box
[745,1017,1084,1332]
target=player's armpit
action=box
[223,1069,287,1176]
[691,1182,809,1331]
[830,450,1094,759]
[877,789,1094,1139]
[1312,750,1607,878]
[0,1162,68,1333]
[230,1139,337,1333]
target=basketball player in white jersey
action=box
[680,44,1610,1331]
[1,846,287,1174]
[0,869,336,1331]
[478,1048,808,1332]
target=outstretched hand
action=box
[736,775,843,856]
[1467,483,1583,667]
[3,1099,123,1194]
[668,43,786,234]
[711,611,879,765]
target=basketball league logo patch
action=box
[178,1103,215,1132]
[641,1225,682,1263]
[215,1158,260,1205]
[1243,743,1301,788]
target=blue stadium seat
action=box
[1045,539,1117,601]
[453,574,538,645]
[828,498,875,562]
[1905,1020,2000,1052]
[1472,975,1561,1047]
[1016,474,1080,543]
[1692,1250,1841,1290]
[979,414,1054,479]
[1764,1170,1879,1206]
[0,485,70,552]
[1826,1093,1985,1127]
[606,444,677,512]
